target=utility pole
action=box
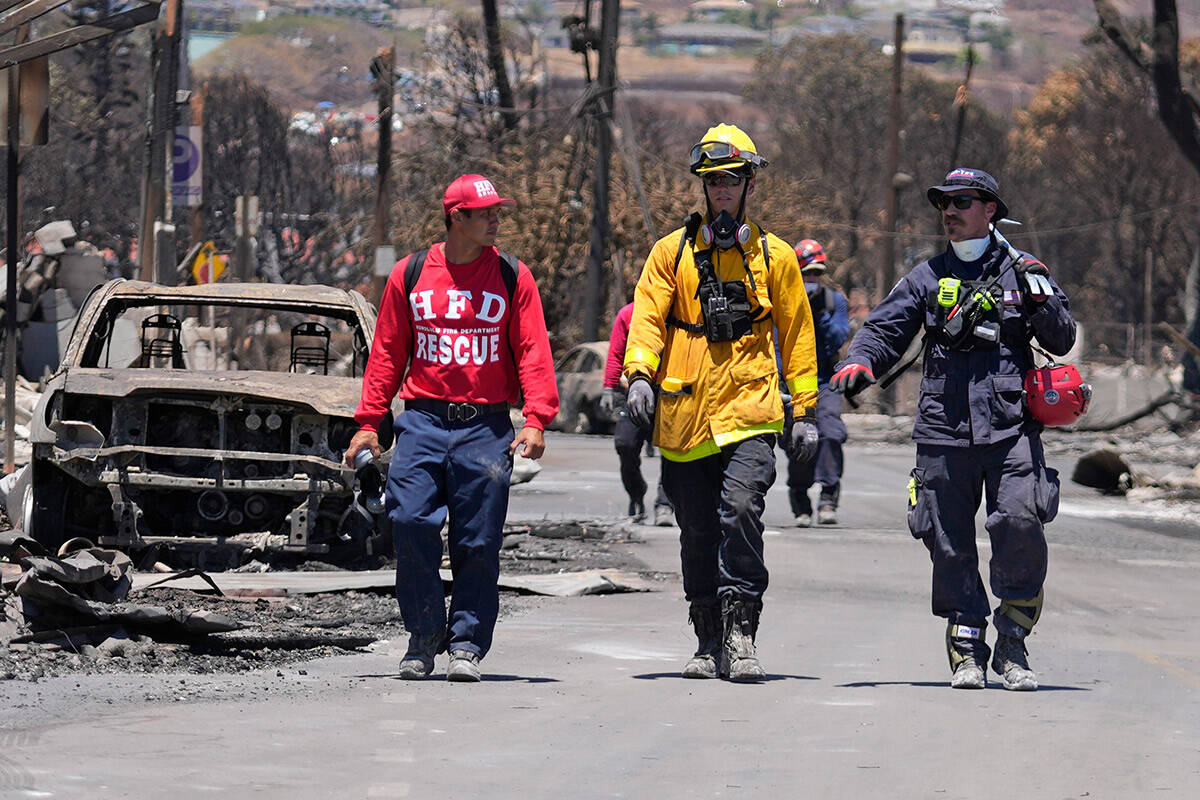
[1144,247,1154,365]
[3,55,19,475]
[948,44,975,170]
[139,0,183,283]
[880,12,903,307]
[370,45,395,307]
[878,13,904,413]
[189,83,205,247]
[583,0,618,342]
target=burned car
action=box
[549,341,614,435]
[18,279,393,565]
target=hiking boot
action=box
[817,506,838,525]
[447,649,482,682]
[991,634,1038,691]
[946,622,988,690]
[950,656,986,689]
[654,506,676,527]
[720,596,765,682]
[682,600,721,679]
[794,513,812,528]
[398,631,443,680]
[628,498,646,523]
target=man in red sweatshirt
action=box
[345,174,559,682]
[601,302,675,525]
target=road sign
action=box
[172,125,202,207]
[191,241,226,284]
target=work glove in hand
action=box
[1016,257,1053,302]
[626,377,656,428]
[790,417,819,463]
[829,363,875,395]
[599,387,616,416]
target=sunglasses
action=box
[702,172,745,188]
[934,194,986,211]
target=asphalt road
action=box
[1,431,1198,798]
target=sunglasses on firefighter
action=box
[689,141,767,171]
[933,193,987,211]
[702,172,745,187]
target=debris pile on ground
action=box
[0,520,659,682]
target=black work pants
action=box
[662,434,776,602]
[613,403,671,511]
[908,433,1058,640]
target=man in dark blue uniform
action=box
[829,168,1075,691]
[783,240,850,526]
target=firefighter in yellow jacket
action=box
[624,124,818,681]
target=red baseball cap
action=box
[442,174,516,215]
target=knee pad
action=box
[946,621,987,670]
[997,589,1043,634]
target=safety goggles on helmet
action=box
[689,140,767,173]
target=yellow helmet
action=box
[690,123,769,175]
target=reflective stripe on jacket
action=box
[623,221,819,461]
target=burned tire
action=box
[27,462,69,554]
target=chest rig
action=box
[667,212,771,343]
[925,249,1017,352]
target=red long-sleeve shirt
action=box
[603,302,635,390]
[355,243,559,432]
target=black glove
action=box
[829,362,875,395]
[790,417,819,463]
[1016,257,1053,303]
[626,377,656,428]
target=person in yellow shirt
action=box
[623,124,818,681]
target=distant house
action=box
[653,22,768,54]
[690,0,747,23]
[770,14,869,45]
[904,20,987,64]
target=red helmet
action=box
[795,239,826,274]
[1024,364,1091,427]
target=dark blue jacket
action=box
[775,284,850,387]
[808,284,850,384]
[839,236,1076,447]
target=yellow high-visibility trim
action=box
[660,420,784,463]
[660,439,720,463]
[788,375,819,396]
[624,347,660,372]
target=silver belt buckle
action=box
[448,402,479,422]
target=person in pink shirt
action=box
[345,174,558,682]
[600,302,675,525]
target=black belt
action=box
[406,398,509,423]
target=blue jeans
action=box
[661,434,777,602]
[386,407,514,658]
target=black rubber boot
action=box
[682,600,721,679]
[720,596,765,682]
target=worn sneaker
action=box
[817,506,838,525]
[950,656,986,689]
[654,506,676,527]
[794,513,812,527]
[447,649,482,682]
[398,632,442,680]
[628,498,646,523]
[991,634,1038,691]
